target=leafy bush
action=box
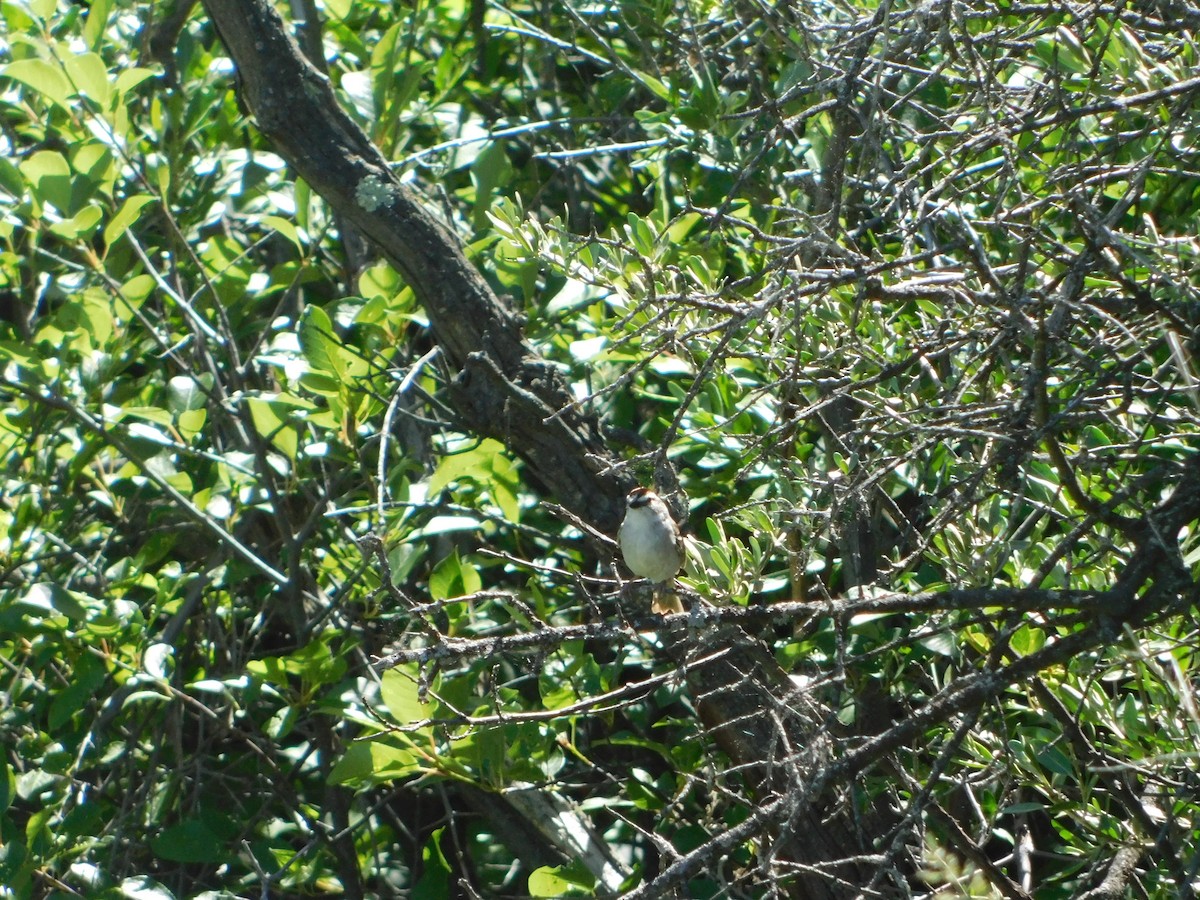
[2,0,1200,897]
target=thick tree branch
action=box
[199,0,631,531]
[369,579,1149,669]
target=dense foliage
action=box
[2,0,1200,897]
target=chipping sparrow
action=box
[618,487,685,614]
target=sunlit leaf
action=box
[2,58,71,108]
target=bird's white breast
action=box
[619,507,681,582]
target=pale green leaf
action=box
[2,58,71,108]
[380,668,428,726]
[104,194,155,248]
[48,205,102,241]
[263,215,303,254]
[64,52,109,104]
[19,149,72,212]
[298,304,343,377]
[113,66,156,96]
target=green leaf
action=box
[245,395,312,460]
[413,828,451,900]
[113,66,157,96]
[625,213,657,256]
[151,818,229,864]
[114,273,156,311]
[19,150,72,213]
[1011,625,1046,656]
[56,289,115,345]
[82,0,114,48]
[166,375,209,413]
[428,438,521,522]
[298,304,344,377]
[48,652,106,730]
[1,58,71,109]
[380,667,428,726]
[407,515,483,541]
[630,68,671,102]
[64,52,110,105]
[103,194,155,248]
[327,742,375,786]
[18,583,89,621]
[327,742,380,787]
[529,866,576,897]
[918,632,957,657]
[471,141,514,231]
[263,215,303,255]
[297,371,342,396]
[0,155,21,202]
[287,639,348,686]
[0,340,40,368]
[454,724,508,786]
[358,261,402,302]
[1036,744,1074,777]
[328,738,422,786]
[114,877,176,900]
[429,548,482,601]
[0,832,30,893]
[176,408,206,440]
[529,861,596,896]
[0,763,15,815]
[70,141,114,188]
[47,204,102,241]
[999,801,1047,815]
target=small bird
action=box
[618,487,685,614]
